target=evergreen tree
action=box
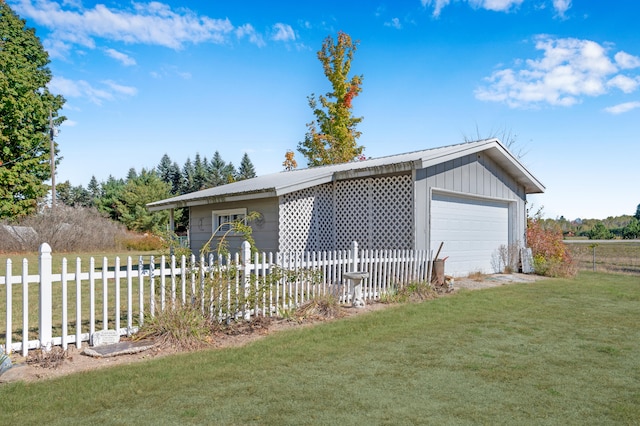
[95,175,125,221]
[157,154,181,194]
[0,2,66,218]
[635,203,640,221]
[87,175,101,199]
[181,157,195,194]
[587,222,614,240]
[115,168,174,233]
[126,167,138,181]
[193,153,208,190]
[208,151,235,187]
[237,153,256,180]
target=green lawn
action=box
[1,271,639,424]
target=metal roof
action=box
[147,139,545,211]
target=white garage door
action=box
[430,193,509,277]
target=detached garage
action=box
[148,138,545,277]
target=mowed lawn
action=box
[1,271,639,424]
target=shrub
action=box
[134,303,212,351]
[296,293,344,320]
[527,217,576,278]
[121,233,166,251]
[0,206,128,253]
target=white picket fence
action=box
[1,241,431,355]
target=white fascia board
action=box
[147,190,277,211]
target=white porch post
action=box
[38,243,53,351]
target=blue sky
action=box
[8,0,640,220]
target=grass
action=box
[1,271,639,424]
[566,240,640,274]
[0,250,165,275]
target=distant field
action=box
[565,240,640,275]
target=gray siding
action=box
[414,152,527,252]
[189,197,279,256]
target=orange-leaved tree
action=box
[297,31,364,166]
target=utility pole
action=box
[49,110,56,209]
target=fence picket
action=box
[5,259,11,355]
[2,240,433,354]
[61,259,68,350]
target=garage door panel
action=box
[431,193,509,276]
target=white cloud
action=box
[476,36,640,108]
[384,17,402,29]
[604,101,640,115]
[236,23,265,47]
[614,51,640,69]
[423,0,523,17]
[12,0,236,50]
[49,76,113,105]
[552,0,572,17]
[607,75,639,93]
[104,48,136,66]
[271,23,295,42]
[468,0,524,12]
[102,80,138,96]
[422,0,451,17]
[49,76,136,105]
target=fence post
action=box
[241,241,252,320]
[39,243,53,351]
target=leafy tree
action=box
[283,150,298,171]
[297,31,364,166]
[0,2,65,218]
[95,175,125,221]
[635,203,640,221]
[115,168,174,233]
[237,153,256,180]
[622,218,640,239]
[587,222,614,240]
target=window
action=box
[212,208,247,234]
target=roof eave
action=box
[147,189,278,211]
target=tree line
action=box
[535,204,640,240]
[56,152,256,233]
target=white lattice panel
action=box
[279,184,333,252]
[371,174,413,249]
[335,179,370,249]
[335,174,413,250]
[280,174,413,252]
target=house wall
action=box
[189,197,279,256]
[413,152,528,253]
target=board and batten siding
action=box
[414,152,528,254]
[189,197,279,255]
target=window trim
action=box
[212,208,247,235]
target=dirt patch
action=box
[0,274,543,384]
